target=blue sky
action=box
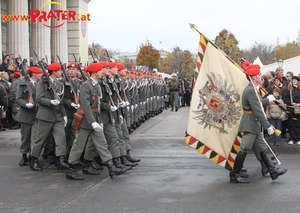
[88,0,299,54]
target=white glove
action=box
[50,99,60,106]
[63,116,68,127]
[125,101,130,106]
[71,103,80,109]
[131,105,134,112]
[143,101,146,105]
[267,126,275,135]
[91,122,103,132]
[267,95,276,102]
[26,103,34,108]
[118,101,126,108]
[146,98,149,102]
[165,95,167,98]
[157,96,160,100]
[119,115,123,124]
[135,104,138,109]
[110,105,118,111]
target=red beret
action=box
[14,72,21,77]
[116,63,124,71]
[241,60,250,71]
[99,61,109,69]
[245,64,260,76]
[274,76,282,83]
[108,62,116,68]
[67,62,78,68]
[86,63,102,73]
[47,63,61,72]
[28,67,42,74]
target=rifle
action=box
[33,50,60,100]
[105,49,112,62]
[57,55,79,105]
[115,76,129,102]
[89,48,97,62]
[45,55,49,65]
[100,78,115,125]
[73,54,87,82]
[93,49,101,61]
[18,55,34,104]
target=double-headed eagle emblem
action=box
[192,72,242,134]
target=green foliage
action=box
[214,29,242,63]
[136,42,160,70]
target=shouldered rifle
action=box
[18,55,34,104]
[33,50,59,100]
[89,48,97,62]
[73,54,87,82]
[93,49,101,62]
[57,55,79,105]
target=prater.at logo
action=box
[29,1,91,28]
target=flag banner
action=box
[186,33,249,171]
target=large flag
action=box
[185,30,249,171]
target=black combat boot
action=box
[120,156,137,167]
[42,148,55,159]
[30,156,43,171]
[260,150,287,180]
[66,164,84,180]
[175,107,179,112]
[126,150,141,163]
[260,160,269,176]
[76,159,86,168]
[19,154,28,166]
[113,157,130,173]
[230,151,249,183]
[94,156,107,167]
[91,160,104,170]
[106,161,121,178]
[56,155,70,170]
[82,160,100,175]
[171,108,174,111]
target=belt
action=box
[243,110,254,114]
[91,108,99,113]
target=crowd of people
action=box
[0,55,184,180]
[242,58,300,146]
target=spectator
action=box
[265,88,286,146]
[283,76,300,145]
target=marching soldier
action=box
[61,62,81,157]
[16,67,43,166]
[30,63,69,171]
[66,62,122,180]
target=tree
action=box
[242,43,275,65]
[136,42,160,70]
[274,42,300,61]
[214,29,242,63]
[159,54,173,74]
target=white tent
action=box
[253,56,263,67]
[261,55,300,75]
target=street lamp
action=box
[277,59,284,68]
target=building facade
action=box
[0,0,90,64]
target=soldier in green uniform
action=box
[66,62,122,180]
[30,63,69,171]
[61,62,81,158]
[168,74,180,111]
[230,64,287,183]
[16,67,43,166]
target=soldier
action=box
[16,67,43,166]
[8,71,22,129]
[66,62,122,180]
[30,63,69,171]
[116,63,141,164]
[168,74,180,111]
[230,64,287,183]
[61,62,81,157]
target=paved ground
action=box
[0,106,300,213]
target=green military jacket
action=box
[15,80,37,124]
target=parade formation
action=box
[0,53,173,181]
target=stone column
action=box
[67,0,91,64]
[7,0,29,59]
[51,0,68,63]
[30,0,51,63]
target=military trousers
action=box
[31,119,66,157]
[169,91,179,108]
[240,132,267,160]
[68,128,112,164]
[121,118,131,151]
[103,123,121,158]
[64,116,76,148]
[20,122,33,154]
[115,123,127,156]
